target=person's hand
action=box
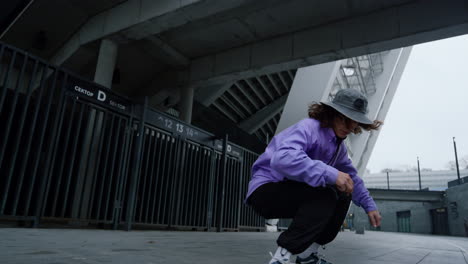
[335,171,354,194]
[335,171,353,194]
[368,210,382,227]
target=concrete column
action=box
[275,61,341,134]
[179,86,194,123]
[348,47,412,176]
[94,39,118,88]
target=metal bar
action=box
[0,50,16,113]
[179,143,189,226]
[198,149,209,227]
[103,117,123,221]
[277,72,290,92]
[214,153,220,229]
[224,158,230,229]
[387,171,390,190]
[193,146,203,226]
[0,44,5,72]
[417,157,422,190]
[266,74,282,96]
[354,58,368,94]
[236,158,243,229]
[113,116,134,229]
[453,137,461,185]
[139,128,153,223]
[218,95,246,119]
[37,73,69,218]
[161,134,173,225]
[188,144,199,226]
[228,159,234,229]
[165,136,177,226]
[265,120,275,137]
[0,53,27,178]
[71,106,99,218]
[47,98,77,217]
[137,127,151,223]
[9,58,38,216]
[200,149,209,228]
[38,78,67,217]
[272,114,279,128]
[234,82,260,110]
[96,115,116,221]
[27,66,60,220]
[226,89,253,115]
[125,97,148,231]
[145,129,159,223]
[216,135,228,232]
[245,79,267,106]
[212,101,238,122]
[131,127,146,223]
[208,152,218,230]
[87,110,107,220]
[157,134,170,224]
[132,127,148,223]
[256,76,275,101]
[151,132,165,224]
[185,144,196,226]
[0,62,44,217]
[60,102,87,217]
[287,70,295,82]
[110,116,127,227]
[192,146,201,226]
[172,139,187,226]
[231,159,237,229]
[225,158,232,228]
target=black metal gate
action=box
[430,208,449,235]
[0,42,264,231]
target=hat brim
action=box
[321,101,374,125]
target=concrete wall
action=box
[275,61,340,134]
[349,200,444,234]
[446,183,468,237]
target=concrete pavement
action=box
[0,228,467,264]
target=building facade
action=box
[349,181,468,237]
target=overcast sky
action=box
[366,34,468,174]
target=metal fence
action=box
[0,42,264,231]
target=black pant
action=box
[248,180,351,254]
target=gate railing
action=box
[0,42,264,231]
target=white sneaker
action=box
[269,252,291,264]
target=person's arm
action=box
[335,147,381,226]
[270,121,339,187]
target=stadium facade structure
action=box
[1,0,467,231]
[363,169,468,191]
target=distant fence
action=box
[0,42,264,231]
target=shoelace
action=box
[269,252,291,264]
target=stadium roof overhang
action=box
[2,0,468,149]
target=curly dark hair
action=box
[308,103,382,134]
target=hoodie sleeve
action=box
[335,146,378,213]
[270,121,339,187]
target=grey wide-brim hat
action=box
[321,89,373,125]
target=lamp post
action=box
[453,137,461,185]
[386,171,390,190]
[417,156,422,190]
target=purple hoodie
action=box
[245,118,377,213]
